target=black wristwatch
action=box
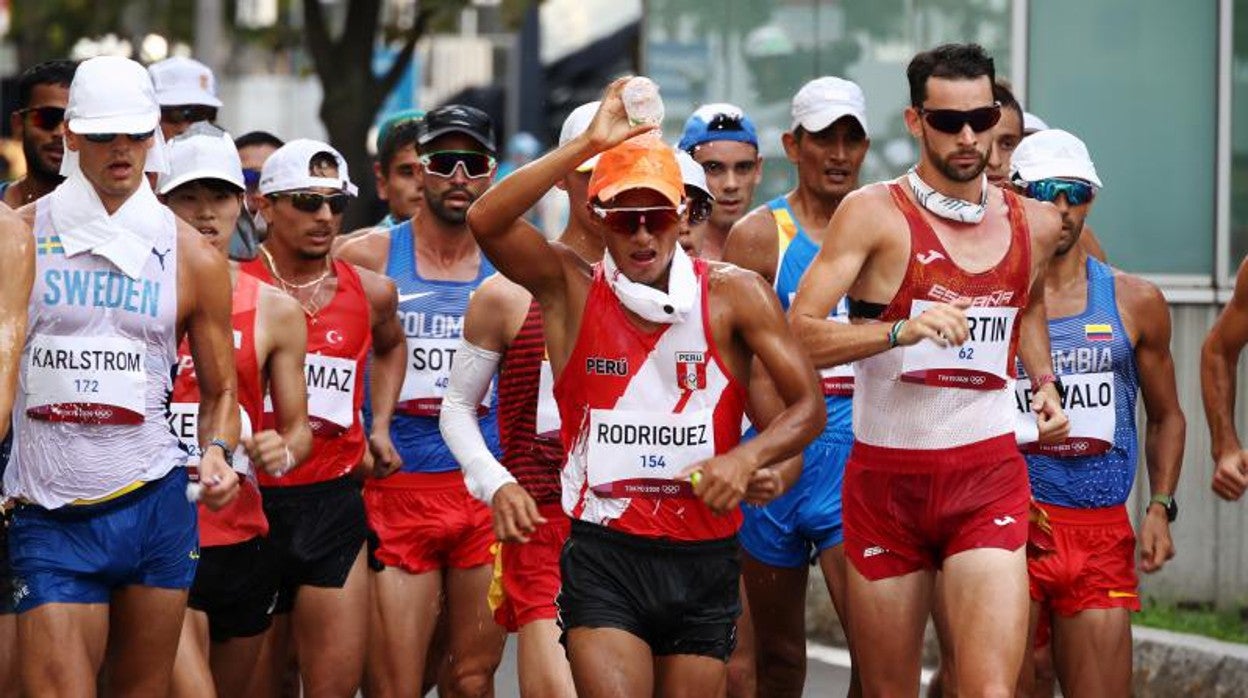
[1149,493,1177,523]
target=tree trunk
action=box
[320,75,380,232]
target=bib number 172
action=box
[74,379,99,394]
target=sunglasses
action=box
[688,196,713,225]
[83,130,156,143]
[420,150,496,179]
[242,168,262,189]
[161,105,218,125]
[270,191,350,214]
[919,103,1002,134]
[1022,178,1096,206]
[590,204,686,236]
[19,106,66,131]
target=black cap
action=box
[418,105,496,153]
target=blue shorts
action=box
[8,468,198,613]
[740,431,850,568]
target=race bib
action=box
[901,301,1017,390]
[1014,373,1115,457]
[305,353,357,436]
[397,338,491,417]
[586,408,715,499]
[26,335,146,424]
[167,403,255,473]
[535,360,561,438]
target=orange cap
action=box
[587,138,684,207]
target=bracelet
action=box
[887,320,906,348]
[1031,374,1058,391]
[208,438,232,457]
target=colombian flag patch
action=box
[1085,323,1113,342]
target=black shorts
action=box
[557,520,741,660]
[189,536,280,641]
[261,477,368,614]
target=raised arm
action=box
[694,269,825,513]
[0,211,32,440]
[181,227,241,509]
[360,268,407,476]
[247,288,312,478]
[1204,257,1248,500]
[1124,276,1183,571]
[467,78,651,301]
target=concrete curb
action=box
[801,570,1248,695]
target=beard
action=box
[925,139,988,183]
[424,186,475,225]
[23,136,63,182]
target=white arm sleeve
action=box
[440,340,516,505]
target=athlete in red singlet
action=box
[468,78,824,698]
[789,44,1068,696]
[157,125,313,698]
[239,139,406,698]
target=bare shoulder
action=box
[474,272,533,314]
[354,264,398,313]
[1019,196,1062,243]
[333,226,390,273]
[730,204,778,243]
[832,182,899,232]
[15,201,36,229]
[707,260,777,308]
[257,280,305,330]
[1113,269,1167,318]
[0,205,32,248]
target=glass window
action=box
[1028,0,1218,278]
[645,0,1013,203]
[1233,0,1248,273]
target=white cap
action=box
[259,139,358,196]
[148,57,223,108]
[61,56,168,176]
[65,56,161,136]
[791,77,869,136]
[560,101,601,172]
[674,149,712,200]
[1022,112,1050,134]
[1010,129,1102,188]
[158,124,244,195]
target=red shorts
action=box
[1027,503,1140,616]
[843,434,1030,580]
[488,503,570,632]
[364,471,495,575]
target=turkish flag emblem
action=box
[675,351,707,391]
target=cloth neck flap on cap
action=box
[906,166,987,224]
[49,169,171,279]
[602,244,696,324]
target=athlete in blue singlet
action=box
[1010,129,1183,697]
[334,104,507,698]
[721,76,870,697]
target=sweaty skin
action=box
[466,78,825,698]
[1203,257,1248,501]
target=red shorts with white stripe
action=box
[489,503,570,632]
[364,471,495,575]
[843,434,1030,581]
[1027,503,1140,616]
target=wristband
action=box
[887,320,907,348]
[208,438,234,468]
[1031,374,1058,391]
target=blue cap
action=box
[678,103,758,152]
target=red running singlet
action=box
[496,300,563,507]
